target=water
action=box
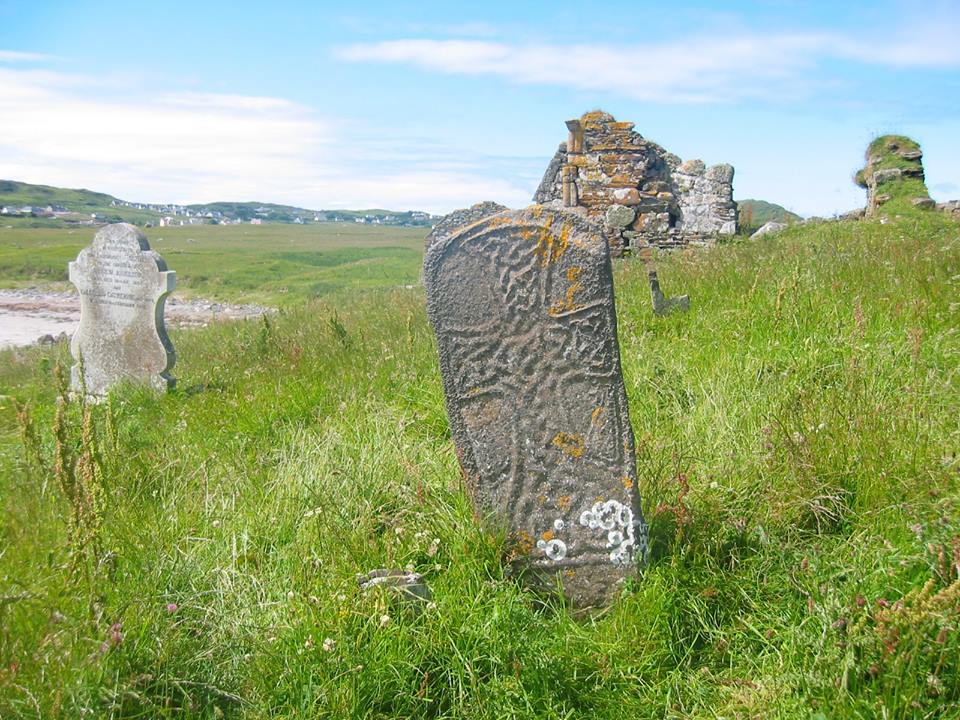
[0,310,77,350]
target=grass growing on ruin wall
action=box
[855,135,931,216]
[0,209,958,718]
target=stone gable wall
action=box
[533,111,736,256]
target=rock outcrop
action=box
[750,221,787,239]
[938,200,960,216]
[854,135,931,216]
[533,111,736,256]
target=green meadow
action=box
[0,211,958,718]
[0,223,427,305]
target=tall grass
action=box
[0,211,958,718]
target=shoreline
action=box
[0,287,272,350]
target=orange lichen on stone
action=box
[622,476,634,490]
[556,495,572,511]
[481,215,514,232]
[511,530,535,557]
[537,493,547,505]
[564,568,577,578]
[581,110,613,126]
[534,219,570,267]
[548,265,583,316]
[541,529,555,542]
[552,432,585,458]
[591,406,605,425]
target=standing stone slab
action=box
[69,223,176,396]
[423,206,647,609]
[648,267,690,316]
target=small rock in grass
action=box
[750,221,787,239]
[358,569,432,611]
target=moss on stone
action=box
[857,134,930,215]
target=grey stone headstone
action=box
[69,223,176,396]
[423,206,647,609]
[648,267,690,316]
[426,201,508,250]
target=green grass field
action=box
[0,223,427,305]
[0,211,958,718]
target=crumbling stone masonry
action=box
[854,135,931,216]
[533,111,737,256]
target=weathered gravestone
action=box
[69,223,176,396]
[647,266,690,316]
[423,205,647,609]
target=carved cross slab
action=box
[423,206,647,609]
[69,223,176,396]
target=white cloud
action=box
[337,36,827,103]
[337,15,960,104]
[0,63,528,213]
[0,49,53,63]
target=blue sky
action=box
[1,0,958,215]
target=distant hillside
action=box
[736,199,801,234]
[0,180,159,225]
[0,179,437,228]
[187,201,436,226]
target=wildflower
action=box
[303,638,314,650]
[428,538,441,557]
[287,590,295,601]
[166,603,178,614]
[212,519,221,528]
[109,622,123,646]
[379,614,391,629]
[50,610,66,624]
[322,637,336,652]
[855,595,866,608]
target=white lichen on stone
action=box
[579,499,637,566]
[536,538,568,562]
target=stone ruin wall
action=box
[855,136,930,216]
[533,111,736,257]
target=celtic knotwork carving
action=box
[423,206,647,609]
